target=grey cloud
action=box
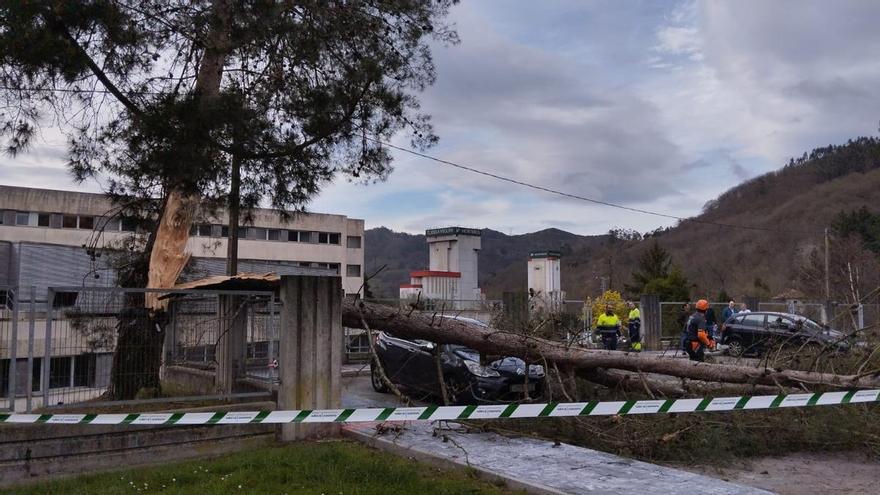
[417,5,687,205]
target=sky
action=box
[3,0,880,236]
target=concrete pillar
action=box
[640,295,661,350]
[216,295,248,395]
[278,275,343,441]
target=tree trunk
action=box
[343,300,880,391]
[108,0,234,399]
[226,151,241,276]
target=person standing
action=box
[739,302,751,313]
[677,302,691,352]
[705,305,718,340]
[722,300,737,323]
[684,299,716,361]
[596,304,622,351]
[627,302,642,352]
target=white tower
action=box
[528,250,564,311]
[427,227,482,303]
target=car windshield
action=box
[798,319,822,332]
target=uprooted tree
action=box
[0,1,458,398]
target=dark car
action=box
[370,325,545,404]
[720,311,849,357]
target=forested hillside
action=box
[366,137,880,303]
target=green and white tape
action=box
[2,390,877,426]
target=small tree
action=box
[590,290,629,327]
[625,241,690,301]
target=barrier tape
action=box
[2,390,878,426]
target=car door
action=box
[740,313,767,354]
[767,316,798,349]
[377,334,416,386]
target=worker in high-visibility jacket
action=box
[684,299,716,361]
[596,304,621,351]
[627,302,642,352]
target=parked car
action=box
[720,311,850,357]
[370,318,545,404]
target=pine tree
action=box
[0,1,458,398]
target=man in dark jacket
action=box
[684,299,716,362]
[721,300,737,324]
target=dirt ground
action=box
[679,452,880,495]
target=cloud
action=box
[647,0,880,171]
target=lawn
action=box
[2,440,511,495]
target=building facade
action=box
[399,227,483,308]
[0,185,365,296]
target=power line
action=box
[371,138,824,236]
[0,84,824,235]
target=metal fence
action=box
[1,286,281,412]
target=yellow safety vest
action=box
[597,313,620,329]
[628,308,640,320]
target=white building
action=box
[527,250,565,311]
[399,227,482,308]
[0,185,365,296]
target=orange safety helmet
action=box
[695,299,709,311]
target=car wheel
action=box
[370,360,390,393]
[726,337,744,357]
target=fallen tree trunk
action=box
[342,300,880,391]
[580,369,795,398]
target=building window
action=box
[62,215,78,228]
[346,236,362,249]
[317,232,341,244]
[49,356,72,389]
[0,290,8,308]
[121,217,138,232]
[78,215,95,230]
[16,212,30,226]
[52,291,79,308]
[300,231,314,243]
[102,217,121,231]
[74,354,96,387]
[346,264,361,277]
[38,213,51,227]
[287,230,299,242]
[246,227,265,240]
[267,229,282,241]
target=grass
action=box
[2,440,512,495]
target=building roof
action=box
[410,270,461,278]
[425,227,481,237]
[399,283,423,288]
[529,250,562,259]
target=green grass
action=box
[3,440,511,495]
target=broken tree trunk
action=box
[342,300,880,391]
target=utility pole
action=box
[824,227,830,301]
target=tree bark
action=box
[108,0,235,399]
[343,300,880,391]
[146,0,234,307]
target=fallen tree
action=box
[342,299,880,391]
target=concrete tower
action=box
[528,250,564,311]
[426,227,482,302]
